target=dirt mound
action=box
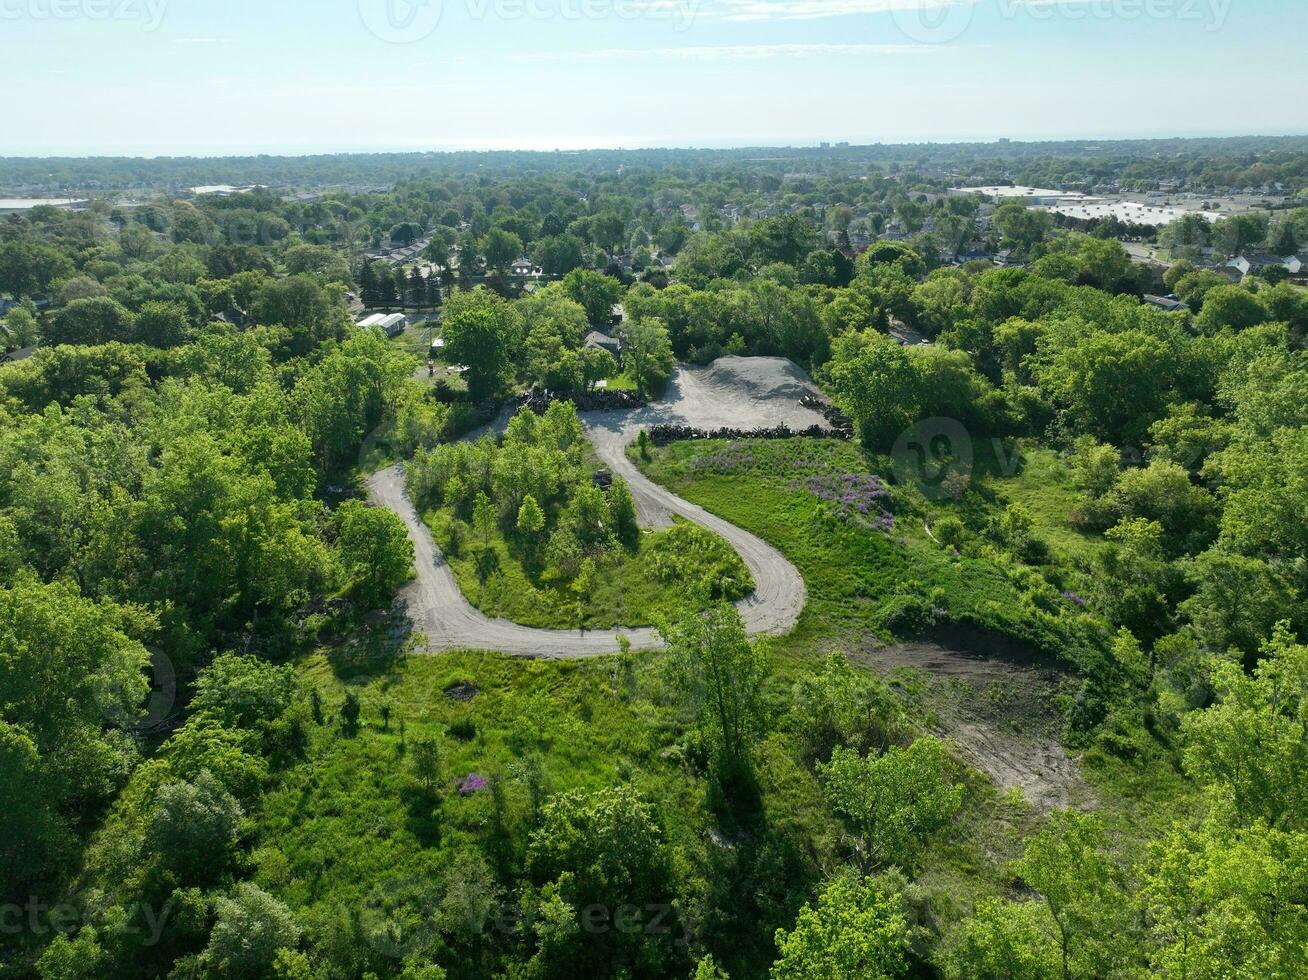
[697,356,822,403]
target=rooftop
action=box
[0,198,89,210]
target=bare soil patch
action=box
[852,626,1091,813]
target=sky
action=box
[1,0,1304,156]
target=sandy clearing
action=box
[867,637,1091,812]
[368,357,827,658]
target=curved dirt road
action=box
[368,358,828,658]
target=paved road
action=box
[367,357,828,658]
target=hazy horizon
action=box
[4,130,1308,163]
[3,0,1304,157]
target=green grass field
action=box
[637,438,1107,673]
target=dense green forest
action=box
[2,144,1306,978]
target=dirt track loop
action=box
[368,358,828,658]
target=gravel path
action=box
[368,357,829,658]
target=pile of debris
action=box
[517,388,646,414]
[647,423,850,446]
[799,394,855,436]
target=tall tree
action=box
[440,286,524,400]
[663,604,769,785]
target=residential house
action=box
[1143,295,1189,313]
[1227,254,1304,278]
[584,330,621,357]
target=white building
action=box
[0,198,90,216]
[357,312,408,336]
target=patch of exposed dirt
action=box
[849,626,1092,814]
[443,681,479,702]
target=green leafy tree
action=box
[441,286,524,400]
[1136,812,1308,978]
[663,604,769,785]
[410,736,441,793]
[618,317,675,397]
[340,692,361,735]
[818,737,963,872]
[47,296,136,346]
[191,653,297,731]
[1,304,39,349]
[942,898,1062,980]
[1014,810,1124,980]
[993,200,1053,253]
[526,786,677,976]
[516,494,545,537]
[0,574,151,893]
[134,299,192,347]
[820,329,918,448]
[561,268,623,325]
[771,870,910,980]
[472,492,498,553]
[481,227,524,272]
[1195,285,1267,334]
[253,274,349,356]
[146,770,245,886]
[794,652,903,764]
[608,477,639,548]
[337,500,414,608]
[201,882,302,979]
[0,240,73,297]
[1182,623,1308,827]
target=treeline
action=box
[5,133,1308,193]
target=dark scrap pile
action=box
[647,423,850,446]
[799,394,855,436]
[518,388,647,414]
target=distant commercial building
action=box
[0,198,90,215]
[1039,200,1220,228]
[949,186,1071,206]
[189,185,264,196]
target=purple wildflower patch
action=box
[459,774,488,795]
[1063,590,1089,609]
[691,444,758,475]
[797,472,895,533]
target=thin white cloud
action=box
[703,0,975,22]
[510,42,934,63]
[171,37,233,45]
